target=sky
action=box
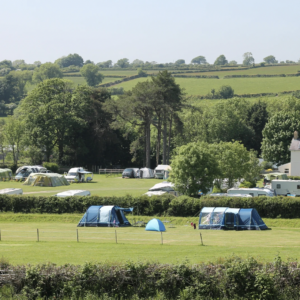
[1,0,300,65]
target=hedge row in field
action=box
[0,256,299,299]
[224,73,300,78]
[172,74,219,79]
[98,74,151,88]
[1,194,300,218]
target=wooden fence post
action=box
[200,232,203,245]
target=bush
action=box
[1,256,300,299]
[43,162,59,173]
[239,181,256,188]
[218,85,234,99]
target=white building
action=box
[278,131,300,176]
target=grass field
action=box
[112,76,300,95]
[0,174,162,197]
[0,215,300,265]
[180,65,300,78]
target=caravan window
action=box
[297,185,300,189]
[276,184,281,189]
[249,193,254,197]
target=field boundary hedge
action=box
[0,256,299,299]
[224,73,300,78]
[1,194,300,218]
[172,74,219,79]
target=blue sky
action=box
[1,0,299,64]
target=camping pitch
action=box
[23,173,69,187]
[77,205,133,227]
[199,207,268,230]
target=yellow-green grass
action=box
[0,216,300,265]
[180,65,300,78]
[0,174,162,197]
[113,77,300,95]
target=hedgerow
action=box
[1,194,300,218]
[0,256,299,299]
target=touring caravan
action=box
[227,187,275,197]
[55,190,91,197]
[15,166,47,181]
[64,167,93,183]
[145,182,180,197]
[209,193,253,198]
[271,179,300,196]
[154,165,171,179]
[122,168,139,178]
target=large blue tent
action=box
[77,205,133,227]
[199,207,268,230]
[145,218,166,232]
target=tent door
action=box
[116,210,124,225]
[224,213,235,229]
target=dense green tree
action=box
[96,60,112,68]
[217,85,234,99]
[84,60,94,65]
[33,63,63,82]
[55,54,84,68]
[229,60,238,65]
[261,112,300,164]
[80,64,104,86]
[116,58,130,68]
[263,55,278,64]
[214,55,228,65]
[18,79,91,163]
[170,142,220,196]
[33,61,41,67]
[0,60,12,69]
[191,56,207,64]
[3,117,24,165]
[175,59,185,65]
[12,60,25,68]
[131,59,144,66]
[243,52,255,66]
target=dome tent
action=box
[23,173,69,187]
[77,205,133,227]
[145,218,166,232]
[199,207,268,230]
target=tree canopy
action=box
[214,55,228,65]
[116,58,130,68]
[243,52,255,66]
[55,54,84,68]
[191,56,207,64]
[264,55,278,64]
[32,62,63,83]
[80,64,104,86]
[175,59,185,65]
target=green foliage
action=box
[170,142,220,196]
[263,55,278,64]
[32,62,63,82]
[43,162,59,173]
[261,161,273,170]
[217,85,234,99]
[1,256,300,299]
[175,59,185,65]
[137,68,147,77]
[191,55,207,64]
[80,64,104,86]
[214,54,228,65]
[239,180,256,188]
[261,112,300,164]
[55,53,84,68]
[116,58,130,68]
[243,52,255,66]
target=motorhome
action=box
[209,193,253,198]
[55,190,91,197]
[122,168,139,178]
[0,188,23,195]
[227,187,275,197]
[145,182,180,197]
[64,167,93,183]
[271,179,300,196]
[15,166,48,181]
[154,165,171,179]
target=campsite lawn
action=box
[0,174,162,197]
[112,76,300,96]
[0,215,300,265]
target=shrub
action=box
[43,162,59,173]
[218,85,234,99]
[239,181,256,188]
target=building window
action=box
[285,169,289,174]
[277,184,281,189]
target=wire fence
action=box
[0,228,204,246]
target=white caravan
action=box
[154,165,171,179]
[15,166,48,181]
[55,190,91,197]
[271,179,300,196]
[144,182,180,197]
[64,167,93,183]
[0,188,23,195]
[227,187,275,197]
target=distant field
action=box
[1,216,300,265]
[113,76,300,95]
[0,174,161,197]
[180,65,300,78]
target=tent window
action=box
[116,210,124,224]
[200,213,211,225]
[276,184,281,189]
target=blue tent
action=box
[199,207,268,230]
[145,218,166,232]
[77,205,133,227]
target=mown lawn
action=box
[0,215,300,265]
[113,76,300,95]
[0,174,162,197]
